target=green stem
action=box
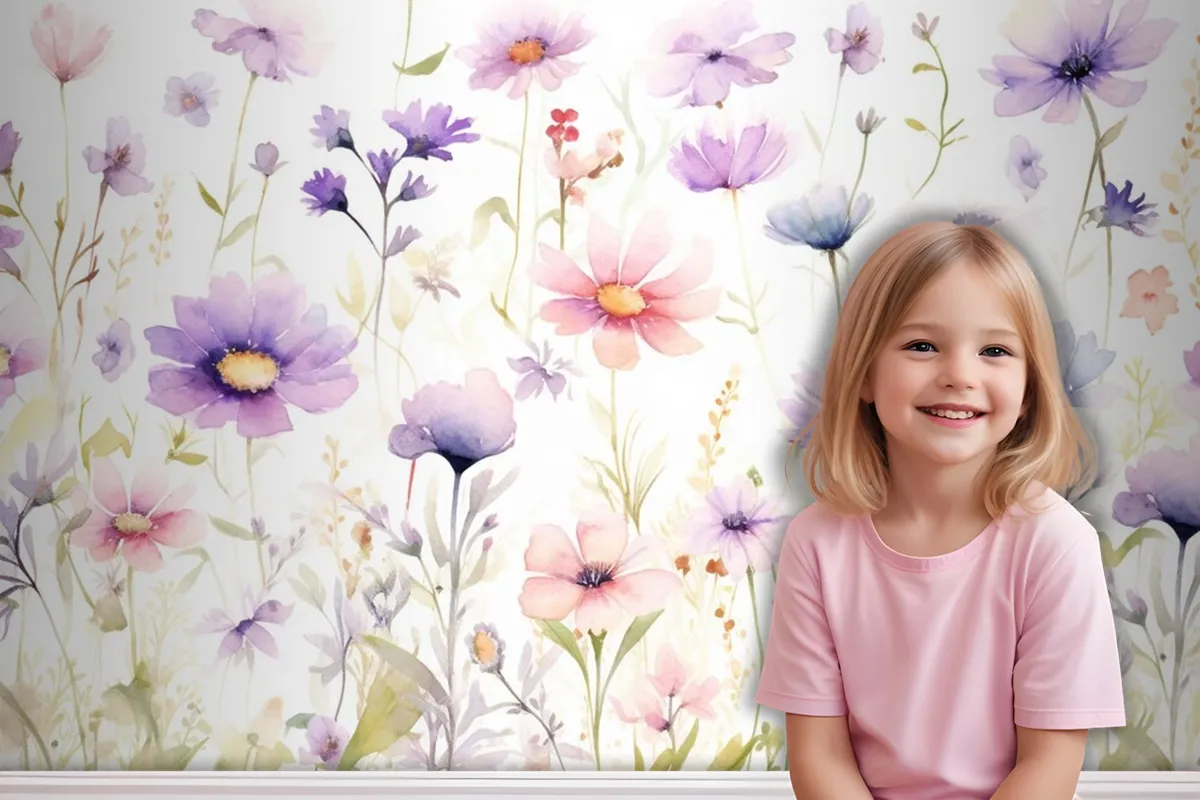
[60,81,70,223]
[246,438,265,588]
[590,635,606,769]
[746,567,765,762]
[1063,93,1105,299]
[210,73,257,269]
[848,133,870,215]
[1079,95,1113,346]
[818,68,845,177]
[392,0,415,108]
[731,190,776,395]
[608,369,634,526]
[35,588,89,768]
[65,541,96,611]
[249,177,269,278]
[912,42,949,198]
[444,472,465,769]
[0,679,54,769]
[6,176,54,273]
[127,566,137,671]
[499,92,531,316]
[827,250,842,307]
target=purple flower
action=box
[1053,319,1117,408]
[1176,341,1200,421]
[825,3,883,75]
[163,72,219,127]
[368,148,399,188]
[250,142,285,176]
[456,8,593,99]
[385,225,421,258]
[388,368,516,475]
[0,226,23,278]
[197,590,293,668]
[82,117,154,196]
[780,363,823,448]
[953,210,1000,227]
[301,168,348,216]
[93,318,135,382]
[980,0,1177,123]
[0,299,47,409]
[912,12,939,41]
[1086,179,1158,235]
[765,184,872,251]
[1113,438,1200,546]
[644,0,795,107]
[311,105,354,152]
[143,271,358,439]
[1007,135,1046,201]
[192,1,331,82]
[0,122,19,174]
[394,171,434,203]
[685,476,786,577]
[382,101,480,162]
[508,340,581,401]
[668,119,788,192]
[9,432,75,508]
[299,715,348,769]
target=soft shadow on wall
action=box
[0,0,1197,774]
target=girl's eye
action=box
[981,346,1011,357]
[904,341,936,352]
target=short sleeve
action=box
[1012,529,1126,730]
[754,517,847,716]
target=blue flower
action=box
[382,101,479,162]
[764,184,872,251]
[301,168,348,216]
[1086,179,1158,236]
[1053,319,1117,408]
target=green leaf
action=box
[707,734,759,770]
[170,451,208,466]
[219,214,258,249]
[1098,116,1128,150]
[1098,526,1165,570]
[289,563,327,611]
[945,118,965,137]
[129,739,207,770]
[91,593,128,632]
[81,418,132,472]
[609,610,662,679]
[912,62,940,73]
[339,669,423,770]
[359,633,449,705]
[0,682,54,768]
[397,42,450,76]
[634,742,646,771]
[209,515,257,541]
[534,208,564,234]
[285,712,315,730]
[196,178,223,216]
[0,205,17,218]
[470,196,517,248]
[536,619,589,678]
[904,118,928,132]
[254,255,289,272]
[800,111,823,155]
[650,747,676,770]
[672,719,700,769]
[176,561,206,594]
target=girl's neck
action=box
[878,447,994,528]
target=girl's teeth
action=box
[924,408,977,419]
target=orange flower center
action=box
[181,92,199,110]
[0,345,10,377]
[113,512,152,535]
[472,630,498,666]
[508,37,546,65]
[596,283,646,318]
[216,350,279,393]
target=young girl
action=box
[756,221,1125,800]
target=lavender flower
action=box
[250,142,285,176]
[644,0,795,107]
[1176,342,1200,421]
[1113,439,1200,546]
[82,116,153,196]
[382,101,480,161]
[394,171,434,202]
[912,12,939,41]
[143,271,358,439]
[668,119,788,192]
[685,476,786,577]
[0,299,47,408]
[0,226,23,278]
[980,0,1177,123]
[311,105,354,152]
[456,8,593,98]
[385,226,421,258]
[825,3,883,75]
[764,184,872,251]
[953,210,1000,227]
[780,363,824,448]
[1007,135,1046,201]
[92,318,135,382]
[9,432,75,508]
[0,122,19,174]
[388,368,516,475]
[508,340,581,401]
[1086,179,1158,235]
[301,169,348,216]
[198,591,293,668]
[192,2,331,82]
[163,72,219,127]
[1053,319,1117,408]
[299,715,348,769]
[368,148,399,188]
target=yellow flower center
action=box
[596,283,646,318]
[507,37,546,65]
[181,92,199,110]
[472,630,498,666]
[113,512,152,535]
[216,350,279,393]
[0,345,10,376]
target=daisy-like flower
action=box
[531,212,720,371]
[456,7,593,99]
[192,0,331,82]
[685,476,786,577]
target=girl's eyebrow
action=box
[894,321,1019,339]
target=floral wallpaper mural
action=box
[0,0,1197,775]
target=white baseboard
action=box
[1,772,1199,799]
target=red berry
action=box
[563,126,579,142]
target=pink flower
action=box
[30,3,112,84]
[611,644,719,735]
[192,0,331,82]
[531,212,720,370]
[1120,265,1178,335]
[518,511,680,634]
[544,129,623,205]
[0,299,47,408]
[71,458,204,572]
[457,6,593,99]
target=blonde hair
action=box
[794,220,1097,518]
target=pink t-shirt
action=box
[755,487,1126,800]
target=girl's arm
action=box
[785,714,874,800]
[988,727,1087,800]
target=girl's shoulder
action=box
[780,499,866,555]
[999,482,1100,566]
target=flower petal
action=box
[619,211,671,286]
[633,313,703,357]
[243,622,279,657]
[606,569,679,616]
[273,370,358,413]
[518,576,584,621]
[123,535,165,572]
[128,466,168,514]
[540,297,605,335]
[91,458,128,514]
[593,317,640,370]
[525,523,582,579]
[575,511,629,565]
[647,287,720,321]
[586,214,621,285]
[150,510,204,549]
[574,585,625,633]
[236,391,293,438]
[531,244,598,297]
[145,325,207,365]
[640,237,714,299]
